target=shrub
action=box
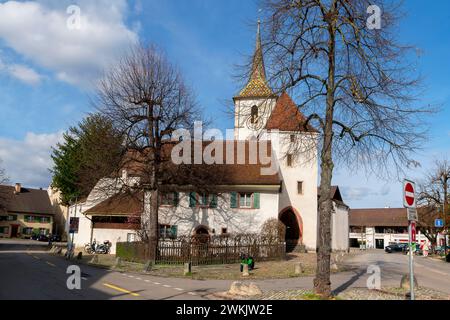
[260,218,286,243]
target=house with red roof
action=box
[67,22,349,255]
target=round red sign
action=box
[404,183,415,206]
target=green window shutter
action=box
[173,192,180,207]
[253,193,260,209]
[210,194,218,208]
[202,194,208,206]
[189,192,197,208]
[230,192,238,208]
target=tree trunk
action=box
[314,9,336,298]
[147,189,159,263]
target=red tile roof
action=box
[266,92,317,133]
[119,141,281,186]
[349,208,408,227]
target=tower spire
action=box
[235,20,274,99]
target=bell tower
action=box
[233,21,277,141]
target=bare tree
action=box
[0,159,9,213]
[418,159,450,248]
[95,44,203,263]
[254,0,433,297]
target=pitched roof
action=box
[120,141,282,186]
[266,92,317,132]
[0,185,54,215]
[85,192,143,216]
[318,186,347,207]
[349,208,408,227]
[235,21,275,99]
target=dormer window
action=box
[251,105,259,124]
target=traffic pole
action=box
[409,222,415,300]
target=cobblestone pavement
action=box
[219,287,450,301]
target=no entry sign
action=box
[403,180,416,209]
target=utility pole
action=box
[444,176,448,256]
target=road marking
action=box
[33,256,40,260]
[188,292,197,296]
[128,275,134,278]
[82,277,88,281]
[135,277,142,281]
[46,261,56,267]
[154,282,160,285]
[175,288,183,291]
[103,283,140,297]
[163,285,171,288]
[145,280,150,283]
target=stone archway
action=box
[279,207,303,253]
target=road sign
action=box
[411,221,417,242]
[69,217,79,234]
[407,208,418,222]
[435,219,444,228]
[403,180,416,208]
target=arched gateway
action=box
[279,207,303,253]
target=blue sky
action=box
[0,0,448,208]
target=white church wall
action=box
[234,97,277,140]
[159,191,280,236]
[332,203,349,251]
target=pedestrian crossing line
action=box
[33,256,40,260]
[174,288,183,291]
[163,285,171,288]
[103,283,140,297]
[135,277,142,281]
[46,261,56,267]
[154,282,161,285]
[188,292,197,296]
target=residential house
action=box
[0,183,54,239]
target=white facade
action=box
[350,229,429,249]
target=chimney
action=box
[14,183,22,194]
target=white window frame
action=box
[239,193,253,209]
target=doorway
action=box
[10,225,19,238]
[279,208,303,253]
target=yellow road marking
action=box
[103,283,140,297]
[46,261,56,267]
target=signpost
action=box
[403,179,417,301]
[435,219,444,228]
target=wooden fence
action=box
[116,239,286,266]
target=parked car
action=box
[48,234,61,242]
[37,234,49,242]
[385,243,408,253]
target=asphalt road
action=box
[0,240,449,300]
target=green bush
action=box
[116,242,148,263]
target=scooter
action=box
[84,240,111,254]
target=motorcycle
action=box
[84,240,111,254]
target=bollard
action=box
[184,262,192,276]
[114,257,122,269]
[294,262,304,275]
[90,255,99,264]
[143,260,153,272]
[242,264,250,277]
[77,252,83,260]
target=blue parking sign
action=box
[435,219,444,228]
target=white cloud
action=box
[0,0,138,87]
[0,57,42,85]
[7,63,42,85]
[0,132,63,188]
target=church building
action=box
[66,23,349,254]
